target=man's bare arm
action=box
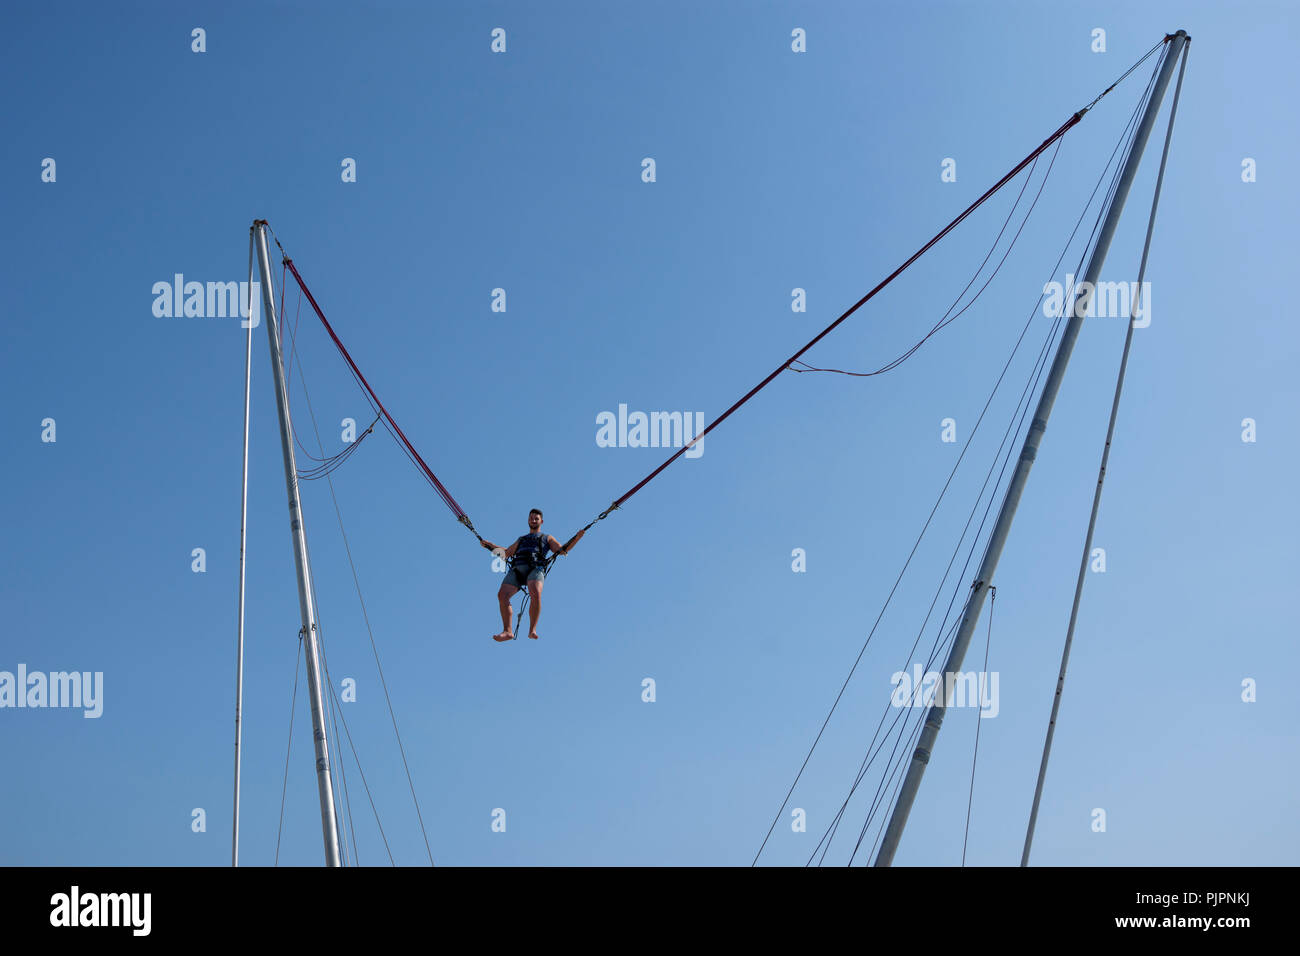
[550,530,584,555]
[482,539,518,559]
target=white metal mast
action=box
[252,219,342,866]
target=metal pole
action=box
[232,228,255,867]
[874,31,1188,867]
[253,220,342,867]
[1021,39,1189,866]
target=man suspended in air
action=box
[480,508,582,642]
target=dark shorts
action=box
[503,563,545,590]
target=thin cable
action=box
[1080,35,1169,113]
[799,286,1067,866]
[856,46,1162,866]
[851,309,1056,866]
[314,612,354,866]
[322,664,397,865]
[275,632,303,867]
[792,139,1058,377]
[281,258,470,524]
[961,586,995,866]
[760,234,1065,866]
[860,46,1169,866]
[283,297,360,867]
[822,96,1144,854]
[846,83,1150,860]
[813,614,966,865]
[834,299,1063,866]
[814,323,1044,864]
[284,280,303,388]
[838,135,1135,860]
[305,537,393,865]
[292,324,437,865]
[318,625,358,866]
[755,67,1143,864]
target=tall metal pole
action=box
[253,219,342,866]
[874,31,1187,867]
[232,229,255,866]
[1021,40,1189,866]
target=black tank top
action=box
[514,532,549,564]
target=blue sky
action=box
[2,1,1296,867]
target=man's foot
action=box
[492,631,514,642]
[528,631,539,640]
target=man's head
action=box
[528,508,543,530]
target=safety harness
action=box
[509,531,553,576]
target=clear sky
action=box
[2,0,1296,867]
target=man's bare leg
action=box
[526,578,543,639]
[494,582,518,641]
